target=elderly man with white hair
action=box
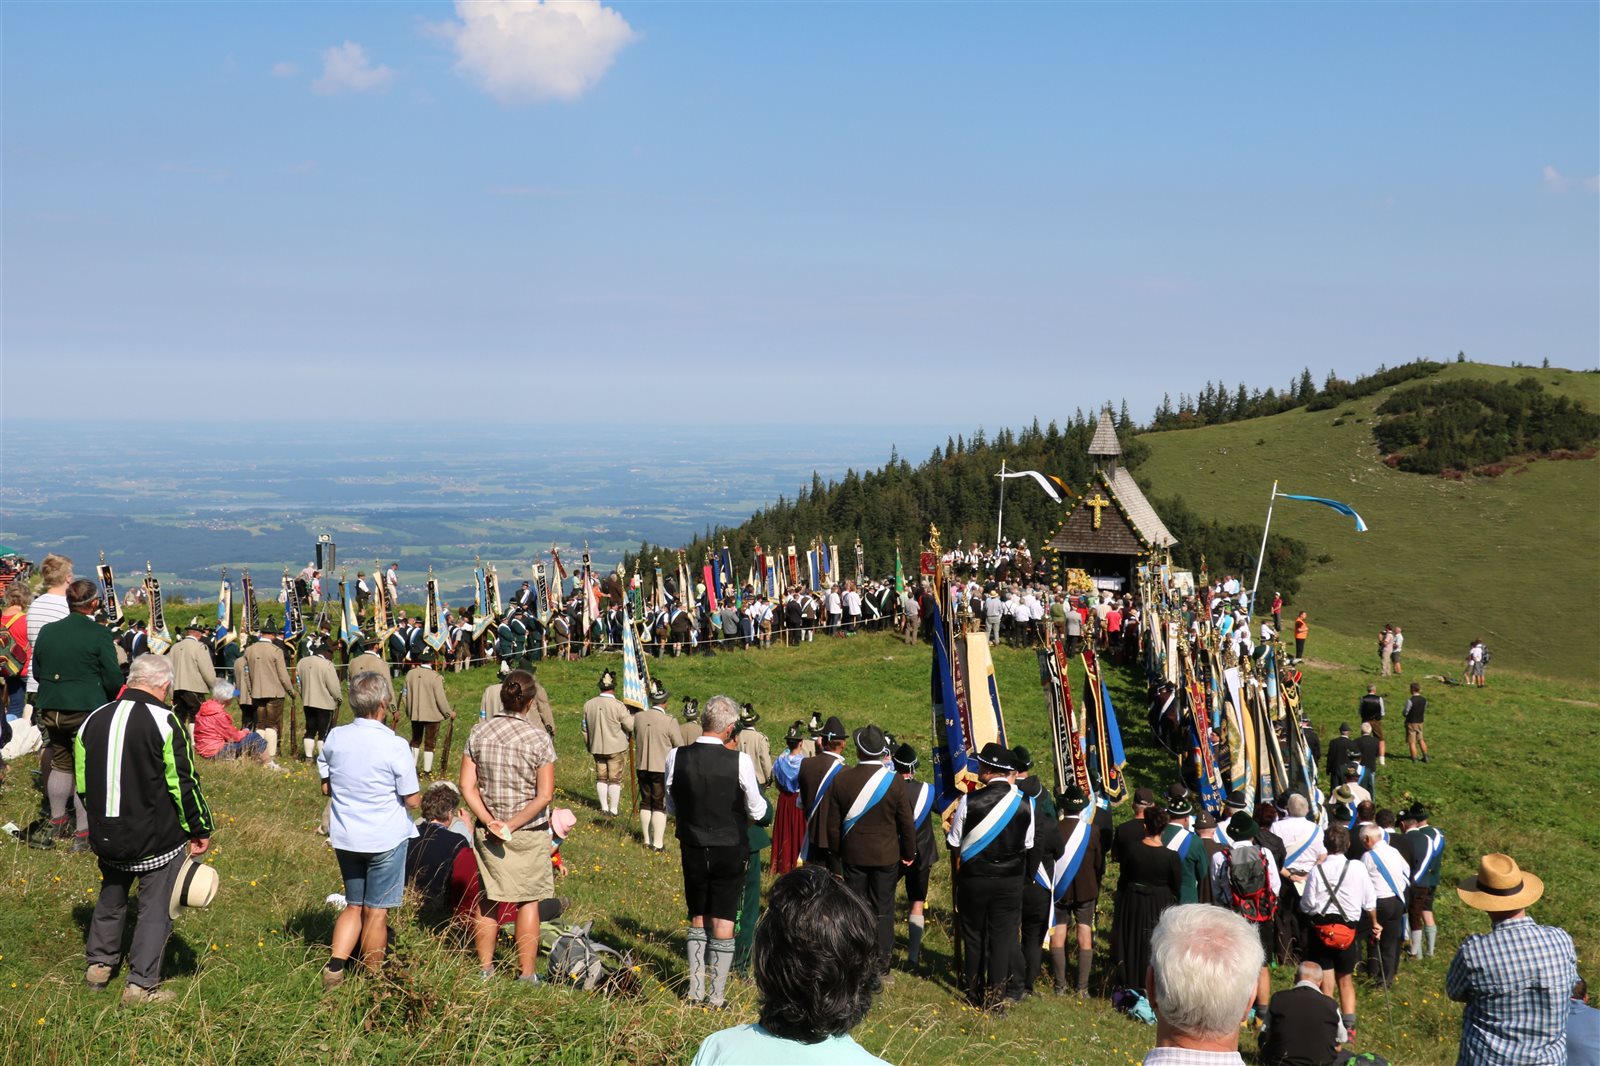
[1361,822,1411,990]
[1269,792,1325,963]
[1260,961,1348,1065]
[1142,903,1264,1065]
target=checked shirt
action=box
[1446,915,1578,1065]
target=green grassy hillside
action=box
[4,630,1596,1064]
[1136,363,1600,685]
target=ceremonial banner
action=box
[282,570,303,641]
[855,539,865,587]
[652,561,666,612]
[619,605,650,712]
[549,548,568,611]
[1079,648,1127,805]
[216,569,233,645]
[960,632,1008,753]
[927,591,975,817]
[340,577,363,647]
[701,562,719,613]
[532,562,550,623]
[98,552,124,626]
[786,544,799,586]
[806,550,820,590]
[829,543,841,587]
[241,570,260,639]
[894,546,906,597]
[144,563,173,654]
[423,571,446,652]
[1038,640,1091,800]
[718,546,736,602]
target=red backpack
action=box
[1226,845,1278,923]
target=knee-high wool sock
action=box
[639,810,652,845]
[47,768,74,821]
[596,781,609,813]
[423,750,434,773]
[1049,945,1067,990]
[411,747,421,767]
[303,737,316,760]
[686,927,707,1002]
[1077,949,1094,993]
[607,783,622,814]
[1408,931,1423,957]
[1425,924,1437,957]
[907,914,925,965]
[650,811,668,849]
[708,938,735,1006]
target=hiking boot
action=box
[85,964,113,991]
[320,965,346,991]
[121,983,176,1006]
[71,834,93,854]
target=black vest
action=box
[671,742,747,850]
[960,780,1030,878]
[1261,984,1341,1066]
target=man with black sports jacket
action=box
[76,653,214,1005]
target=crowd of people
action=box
[1,549,1591,1066]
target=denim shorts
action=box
[335,841,408,909]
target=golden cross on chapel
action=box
[1084,492,1111,530]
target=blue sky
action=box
[4,1,1596,426]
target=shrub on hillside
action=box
[1373,377,1600,475]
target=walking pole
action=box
[440,715,456,775]
[629,734,638,814]
[1246,481,1279,622]
[995,459,1007,548]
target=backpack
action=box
[544,921,638,993]
[1481,647,1492,664]
[1226,845,1277,923]
[0,616,24,679]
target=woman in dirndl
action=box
[769,721,808,876]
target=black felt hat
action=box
[1011,746,1034,773]
[1227,812,1259,840]
[854,725,889,758]
[738,703,760,727]
[784,720,806,744]
[1056,784,1089,814]
[1166,797,1194,818]
[648,677,669,704]
[599,669,616,691]
[1223,789,1250,812]
[682,697,700,721]
[820,715,847,741]
[807,711,823,737]
[891,743,919,771]
[977,742,1014,772]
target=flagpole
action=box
[1247,480,1279,622]
[995,459,1007,547]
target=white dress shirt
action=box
[664,735,768,822]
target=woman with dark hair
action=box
[1109,805,1182,992]
[691,865,889,1064]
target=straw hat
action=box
[169,858,220,920]
[1457,853,1544,912]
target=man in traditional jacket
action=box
[820,725,914,976]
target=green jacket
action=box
[33,612,122,714]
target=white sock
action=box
[650,811,668,849]
[303,737,316,760]
[640,810,652,844]
[260,728,279,758]
[597,781,609,813]
[607,782,622,814]
[423,750,434,773]
[411,747,421,767]
[315,740,324,757]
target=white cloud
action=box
[271,61,299,78]
[1543,165,1600,194]
[312,42,395,95]
[434,0,636,105]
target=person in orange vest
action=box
[1294,612,1309,659]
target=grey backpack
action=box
[545,922,630,991]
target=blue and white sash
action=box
[1369,848,1409,901]
[1416,827,1445,881]
[1214,820,1234,848]
[1164,826,1194,860]
[1284,827,1318,871]
[842,766,895,836]
[911,782,933,831]
[799,758,844,861]
[960,785,1022,863]
[1039,815,1093,900]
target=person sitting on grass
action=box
[193,682,278,768]
[407,780,570,929]
[691,865,889,1065]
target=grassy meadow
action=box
[3,624,1596,1065]
[1135,361,1600,687]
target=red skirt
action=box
[770,790,805,877]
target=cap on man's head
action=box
[1338,723,1351,735]
[1056,784,1089,814]
[1133,787,1157,808]
[1406,803,1430,822]
[1011,746,1034,773]
[1227,812,1260,840]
